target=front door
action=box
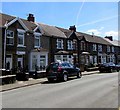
[6,55,12,70]
[18,55,23,68]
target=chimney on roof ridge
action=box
[105,36,113,41]
[69,25,76,32]
[27,13,35,22]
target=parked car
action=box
[46,62,82,82]
[99,62,117,73]
[116,62,120,72]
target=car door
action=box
[67,63,77,76]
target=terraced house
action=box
[0,13,119,72]
[1,13,49,72]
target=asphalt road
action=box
[2,72,118,108]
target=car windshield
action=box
[48,63,59,69]
[61,63,70,67]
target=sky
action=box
[1,2,119,40]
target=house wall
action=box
[5,21,28,69]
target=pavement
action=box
[0,70,99,92]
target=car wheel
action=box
[63,74,68,82]
[99,70,103,73]
[48,78,53,82]
[109,68,113,73]
[77,72,82,78]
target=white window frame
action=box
[17,29,25,47]
[93,44,97,51]
[98,45,102,52]
[32,54,38,71]
[93,56,97,64]
[34,32,41,48]
[57,39,63,49]
[107,46,110,52]
[112,46,115,52]
[6,30,14,45]
[80,41,85,50]
[67,40,73,50]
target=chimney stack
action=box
[27,14,35,22]
[105,36,113,41]
[69,25,76,32]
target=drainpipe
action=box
[3,27,7,69]
[3,22,8,69]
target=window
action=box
[32,55,37,70]
[67,40,73,50]
[112,46,114,52]
[55,55,73,64]
[57,39,63,49]
[98,45,102,52]
[6,30,14,45]
[40,55,46,70]
[90,56,93,64]
[98,55,102,63]
[55,55,61,62]
[80,41,85,50]
[63,55,67,62]
[17,29,25,46]
[102,56,106,63]
[93,56,97,64]
[73,39,77,50]
[35,35,40,47]
[107,46,110,52]
[93,44,97,51]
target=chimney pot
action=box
[27,13,35,22]
[69,25,76,32]
[105,36,113,41]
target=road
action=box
[2,72,118,108]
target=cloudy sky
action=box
[1,2,119,40]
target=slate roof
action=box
[104,38,120,46]
[38,23,66,38]
[56,27,73,38]
[56,26,113,45]
[0,13,37,31]
[0,13,115,46]
[76,32,113,45]
[0,13,15,27]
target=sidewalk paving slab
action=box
[0,70,99,92]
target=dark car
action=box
[99,62,117,73]
[116,62,120,72]
[46,62,82,82]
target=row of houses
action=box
[0,13,120,72]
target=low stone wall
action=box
[86,67,99,72]
[0,75,16,85]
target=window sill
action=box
[17,45,26,48]
[34,46,40,48]
[68,48,73,50]
[6,44,14,46]
[57,48,63,50]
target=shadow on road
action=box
[41,77,79,84]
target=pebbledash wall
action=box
[1,13,120,72]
